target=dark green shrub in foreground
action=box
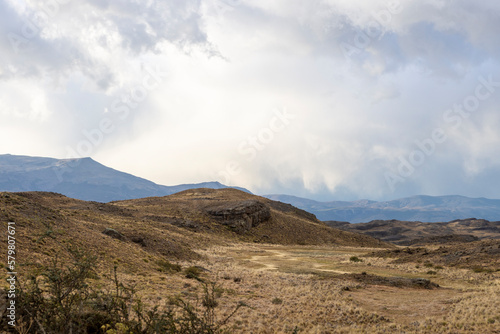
[10,247,247,333]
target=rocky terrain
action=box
[113,188,388,247]
[0,189,388,269]
[326,218,500,245]
[367,239,500,270]
[0,190,499,333]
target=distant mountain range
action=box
[264,194,500,223]
[2,154,500,223]
[0,154,249,202]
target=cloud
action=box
[1,0,500,201]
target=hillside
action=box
[0,189,388,270]
[114,188,388,247]
[326,218,500,245]
[265,194,500,223]
[0,154,249,202]
[367,239,500,270]
[3,190,500,334]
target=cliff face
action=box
[205,200,271,233]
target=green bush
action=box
[184,266,203,279]
[12,247,247,333]
[271,298,283,305]
[156,259,181,273]
[349,256,363,263]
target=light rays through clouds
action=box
[1,0,500,201]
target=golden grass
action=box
[154,243,499,333]
[1,191,499,333]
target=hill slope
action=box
[0,154,249,202]
[265,194,500,223]
[0,189,389,271]
[326,218,500,245]
[114,188,389,247]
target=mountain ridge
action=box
[3,153,500,223]
[0,154,250,202]
[265,194,500,223]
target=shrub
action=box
[271,298,283,305]
[16,247,106,333]
[184,266,203,279]
[349,256,363,263]
[156,259,181,273]
[427,270,437,275]
[471,266,492,273]
[12,247,247,333]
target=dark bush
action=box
[10,247,247,333]
[156,259,182,273]
[184,266,203,279]
[271,298,283,305]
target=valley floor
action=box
[125,244,500,333]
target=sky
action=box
[1,0,500,201]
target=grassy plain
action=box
[132,243,500,333]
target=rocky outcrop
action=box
[400,234,480,246]
[205,200,271,233]
[102,228,125,240]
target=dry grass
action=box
[167,243,500,333]
[0,191,499,333]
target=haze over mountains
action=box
[265,194,500,223]
[2,154,500,223]
[0,154,249,202]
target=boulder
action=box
[102,228,125,241]
[205,200,271,233]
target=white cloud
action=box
[1,0,500,200]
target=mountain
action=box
[264,194,500,223]
[0,154,249,202]
[326,218,500,245]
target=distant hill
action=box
[0,189,390,254]
[0,154,249,202]
[265,194,500,223]
[326,218,500,245]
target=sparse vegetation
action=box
[156,259,182,273]
[271,297,283,305]
[1,191,499,333]
[184,266,203,279]
[11,247,246,333]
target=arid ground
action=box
[1,190,499,333]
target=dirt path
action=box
[247,249,349,274]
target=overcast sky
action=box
[1,0,500,201]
